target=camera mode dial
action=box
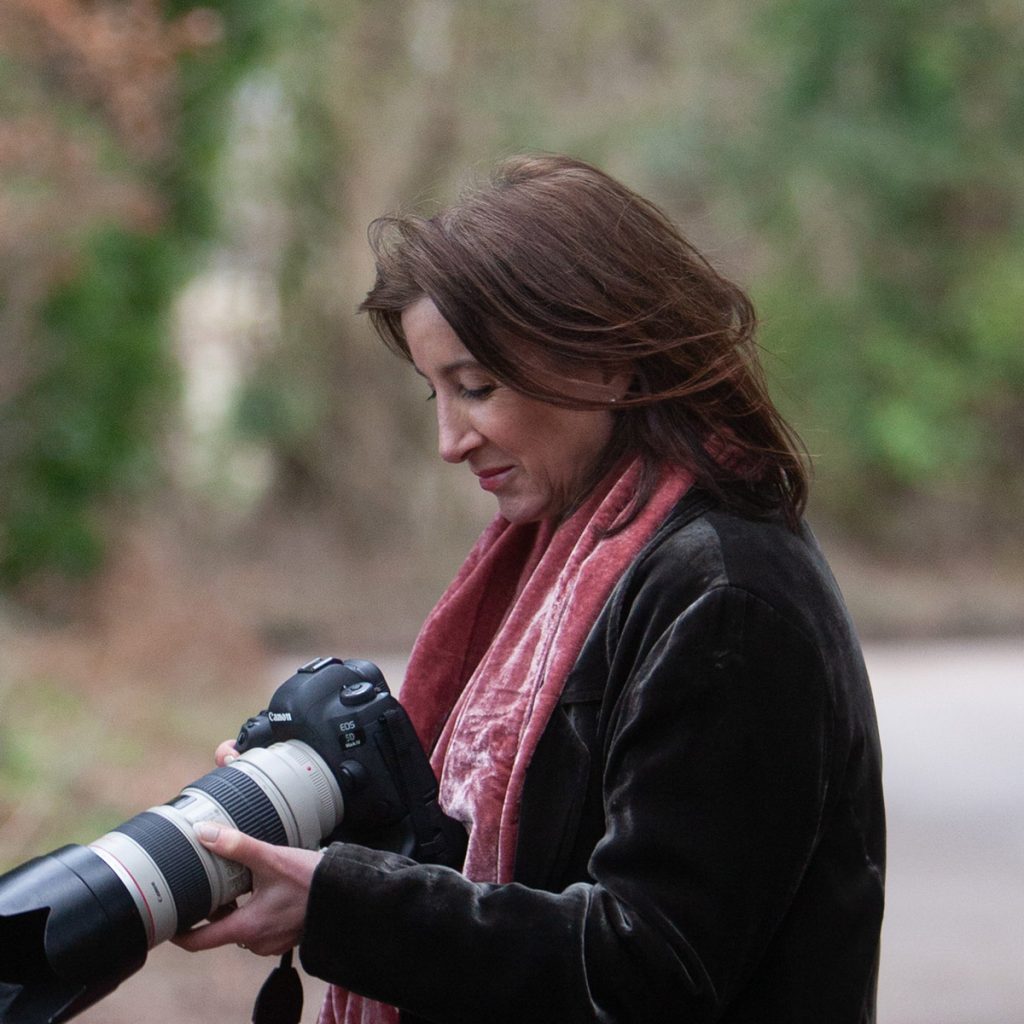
[340,681,375,706]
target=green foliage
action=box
[0,0,284,588]
[728,0,1024,545]
[1,230,178,582]
[6,0,1016,578]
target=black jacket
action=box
[300,493,886,1023]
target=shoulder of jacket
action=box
[609,492,825,641]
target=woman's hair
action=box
[360,153,808,528]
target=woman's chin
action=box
[494,495,551,525]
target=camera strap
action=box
[378,707,467,867]
[251,948,303,1024]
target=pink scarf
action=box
[319,460,692,1024]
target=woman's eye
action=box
[424,380,495,402]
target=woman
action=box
[176,154,885,1023]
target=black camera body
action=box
[0,657,465,1024]
[235,656,464,861]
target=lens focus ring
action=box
[114,811,211,932]
[188,767,289,846]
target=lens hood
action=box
[0,845,147,1023]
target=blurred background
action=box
[0,1,1021,1022]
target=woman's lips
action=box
[474,466,515,492]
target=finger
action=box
[215,739,239,767]
[174,904,300,956]
[172,916,241,952]
[194,822,268,868]
[172,896,252,952]
[172,893,299,956]
[206,900,239,923]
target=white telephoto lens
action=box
[88,740,343,946]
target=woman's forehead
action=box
[402,299,479,373]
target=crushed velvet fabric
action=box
[319,460,692,1024]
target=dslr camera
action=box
[0,657,465,1024]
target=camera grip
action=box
[376,708,467,869]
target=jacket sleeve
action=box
[299,585,834,1023]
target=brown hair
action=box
[360,153,808,528]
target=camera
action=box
[0,657,465,1024]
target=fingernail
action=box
[224,755,236,765]
[196,822,221,842]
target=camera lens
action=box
[88,740,343,946]
[0,738,344,1024]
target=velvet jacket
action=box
[299,492,886,1023]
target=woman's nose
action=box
[436,401,482,463]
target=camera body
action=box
[235,656,463,861]
[0,657,465,1024]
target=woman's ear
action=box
[603,366,633,403]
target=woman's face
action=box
[401,298,618,524]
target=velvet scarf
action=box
[318,460,692,1024]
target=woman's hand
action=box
[172,823,323,957]
[214,738,238,767]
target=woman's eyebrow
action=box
[412,358,483,379]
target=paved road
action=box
[868,639,1024,1024]
[75,640,1023,1023]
